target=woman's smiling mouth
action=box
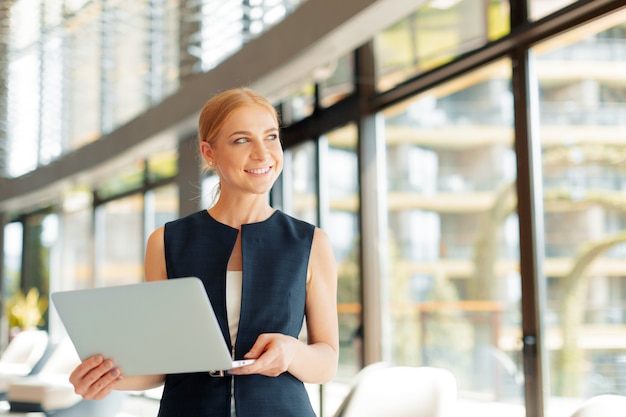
[246,166,271,175]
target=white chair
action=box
[7,337,82,411]
[0,329,49,393]
[569,394,626,417]
[7,337,126,417]
[333,363,457,417]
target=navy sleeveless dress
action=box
[159,210,317,417]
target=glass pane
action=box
[199,0,306,71]
[319,54,355,108]
[59,193,94,293]
[2,222,24,333]
[40,31,64,165]
[10,0,41,50]
[107,1,151,130]
[147,184,179,234]
[96,194,144,286]
[202,173,221,210]
[158,0,181,99]
[20,212,58,332]
[283,140,318,224]
[375,0,510,91]
[66,2,103,149]
[96,160,146,200]
[43,0,63,29]
[324,124,361,414]
[148,150,178,183]
[200,0,246,71]
[530,0,577,21]
[382,60,523,412]
[7,51,40,177]
[532,11,626,415]
[6,1,43,177]
[280,83,316,125]
[41,0,62,178]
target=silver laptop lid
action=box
[51,277,234,376]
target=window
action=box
[95,195,144,286]
[95,160,147,201]
[199,0,306,71]
[2,0,181,178]
[374,0,510,91]
[59,189,94,291]
[318,53,355,108]
[282,140,318,224]
[530,0,578,21]
[532,11,626,411]
[326,124,361,375]
[2,222,24,325]
[382,60,523,409]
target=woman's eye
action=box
[267,134,279,141]
[234,137,249,144]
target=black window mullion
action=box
[512,44,548,417]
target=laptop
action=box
[51,277,253,376]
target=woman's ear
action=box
[200,141,214,164]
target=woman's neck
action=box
[208,196,274,228]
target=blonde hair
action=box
[198,87,279,150]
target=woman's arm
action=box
[70,227,168,398]
[230,227,339,384]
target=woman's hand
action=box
[228,333,297,377]
[69,354,121,400]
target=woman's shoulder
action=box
[273,210,316,229]
[165,210,209,228]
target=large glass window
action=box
[382,60,523,411]
[532,12,626,414]
[323,124,361,414]
[95,194,144,286]
[326,124,361,375]
[282,140,318,224]
[374,0,510,91]
[59,189,94,292]
[2,0,181,178]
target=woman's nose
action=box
[251,141,270,160]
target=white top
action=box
[226,271,243,345]
[226,271,243,417]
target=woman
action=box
[69,87,339,416]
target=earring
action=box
[208,161,213,167]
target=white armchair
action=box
[7,337,82,411]
[333,363,457,417]
[0,329,49,393]
[569,394,626,417]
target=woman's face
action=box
[202,104,283,197]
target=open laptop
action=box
[51,277,253,376]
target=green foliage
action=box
[5,288,48,329]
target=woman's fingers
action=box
[69,355,121,400]
[229,334,296,377]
